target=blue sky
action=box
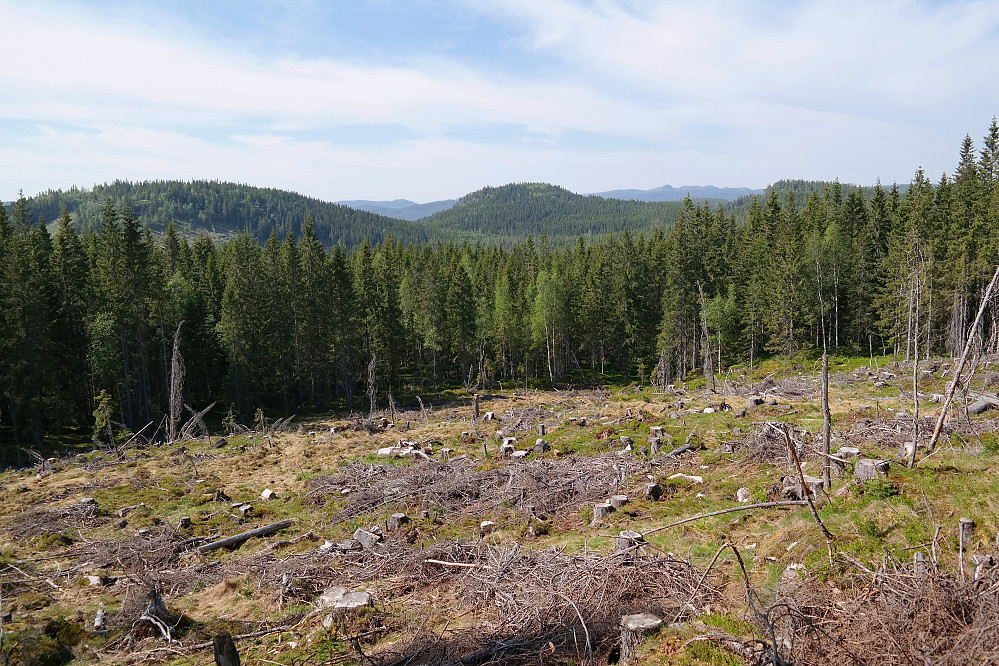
[2,0,998,203]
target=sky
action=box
[2,0,998,203]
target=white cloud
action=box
[1,0,997,201]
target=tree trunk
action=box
[821,352,831,491]
[698,283,714,392]
[196,519,293,553]
[168,322,185,442]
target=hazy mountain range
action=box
[335,198,457,221]
[589,184,765,202]
[339,184,763,219]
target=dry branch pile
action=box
[307,454,648,525]
[772,560,999,665]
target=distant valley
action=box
[336,198,458,221]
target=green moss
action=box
[679,640,745,665]
[13,592,52,611]
[701,612,755,638]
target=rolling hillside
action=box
[28,180,431,248]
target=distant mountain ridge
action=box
[590,184,765,202]
[337,198,457,220]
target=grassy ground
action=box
[0,354,997,664]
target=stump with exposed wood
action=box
[619,613,662,666]
[387,513,409,531]
[614,529,644,554]
[591,502,614,526]
[609,494,629,509]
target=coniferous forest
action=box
[2,122,999,456]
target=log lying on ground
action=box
[196,519,293,553]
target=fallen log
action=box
[196,519,293,554]
[641,501,808,538]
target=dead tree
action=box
[698,283,714,392]
[367,355,378,416]
[925,264,999,459]
[821,352,831,491]
[168,322,185,442]
[179,402,215,441]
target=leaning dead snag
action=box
[195,519,293,554]
[168,321,185,443]
[924,263,999,460]
[772,422,833,541]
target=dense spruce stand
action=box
[2,121,999,448]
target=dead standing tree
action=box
[168,321,185,443]
[698,283,714,392]
[920,263,999,464]
[367,354,378,416]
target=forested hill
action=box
[28,180,430,248]
[28,180,697,247]
[420,182,688,242]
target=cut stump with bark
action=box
[620,612,662,666]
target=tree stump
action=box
[619,612,662,666]
[472,394,480,420]
[960,517,976,543]
[609,494,629,509]
[591,502,614,526]
[214,631,241,666]
[643,483,662,500]
[650,426,664,439]
[538,423,546,436]
[387,513,409,531]
[782,474,822,499]
[614,530,644,554]
[854,459,889,481]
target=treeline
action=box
[2,122,999,453]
